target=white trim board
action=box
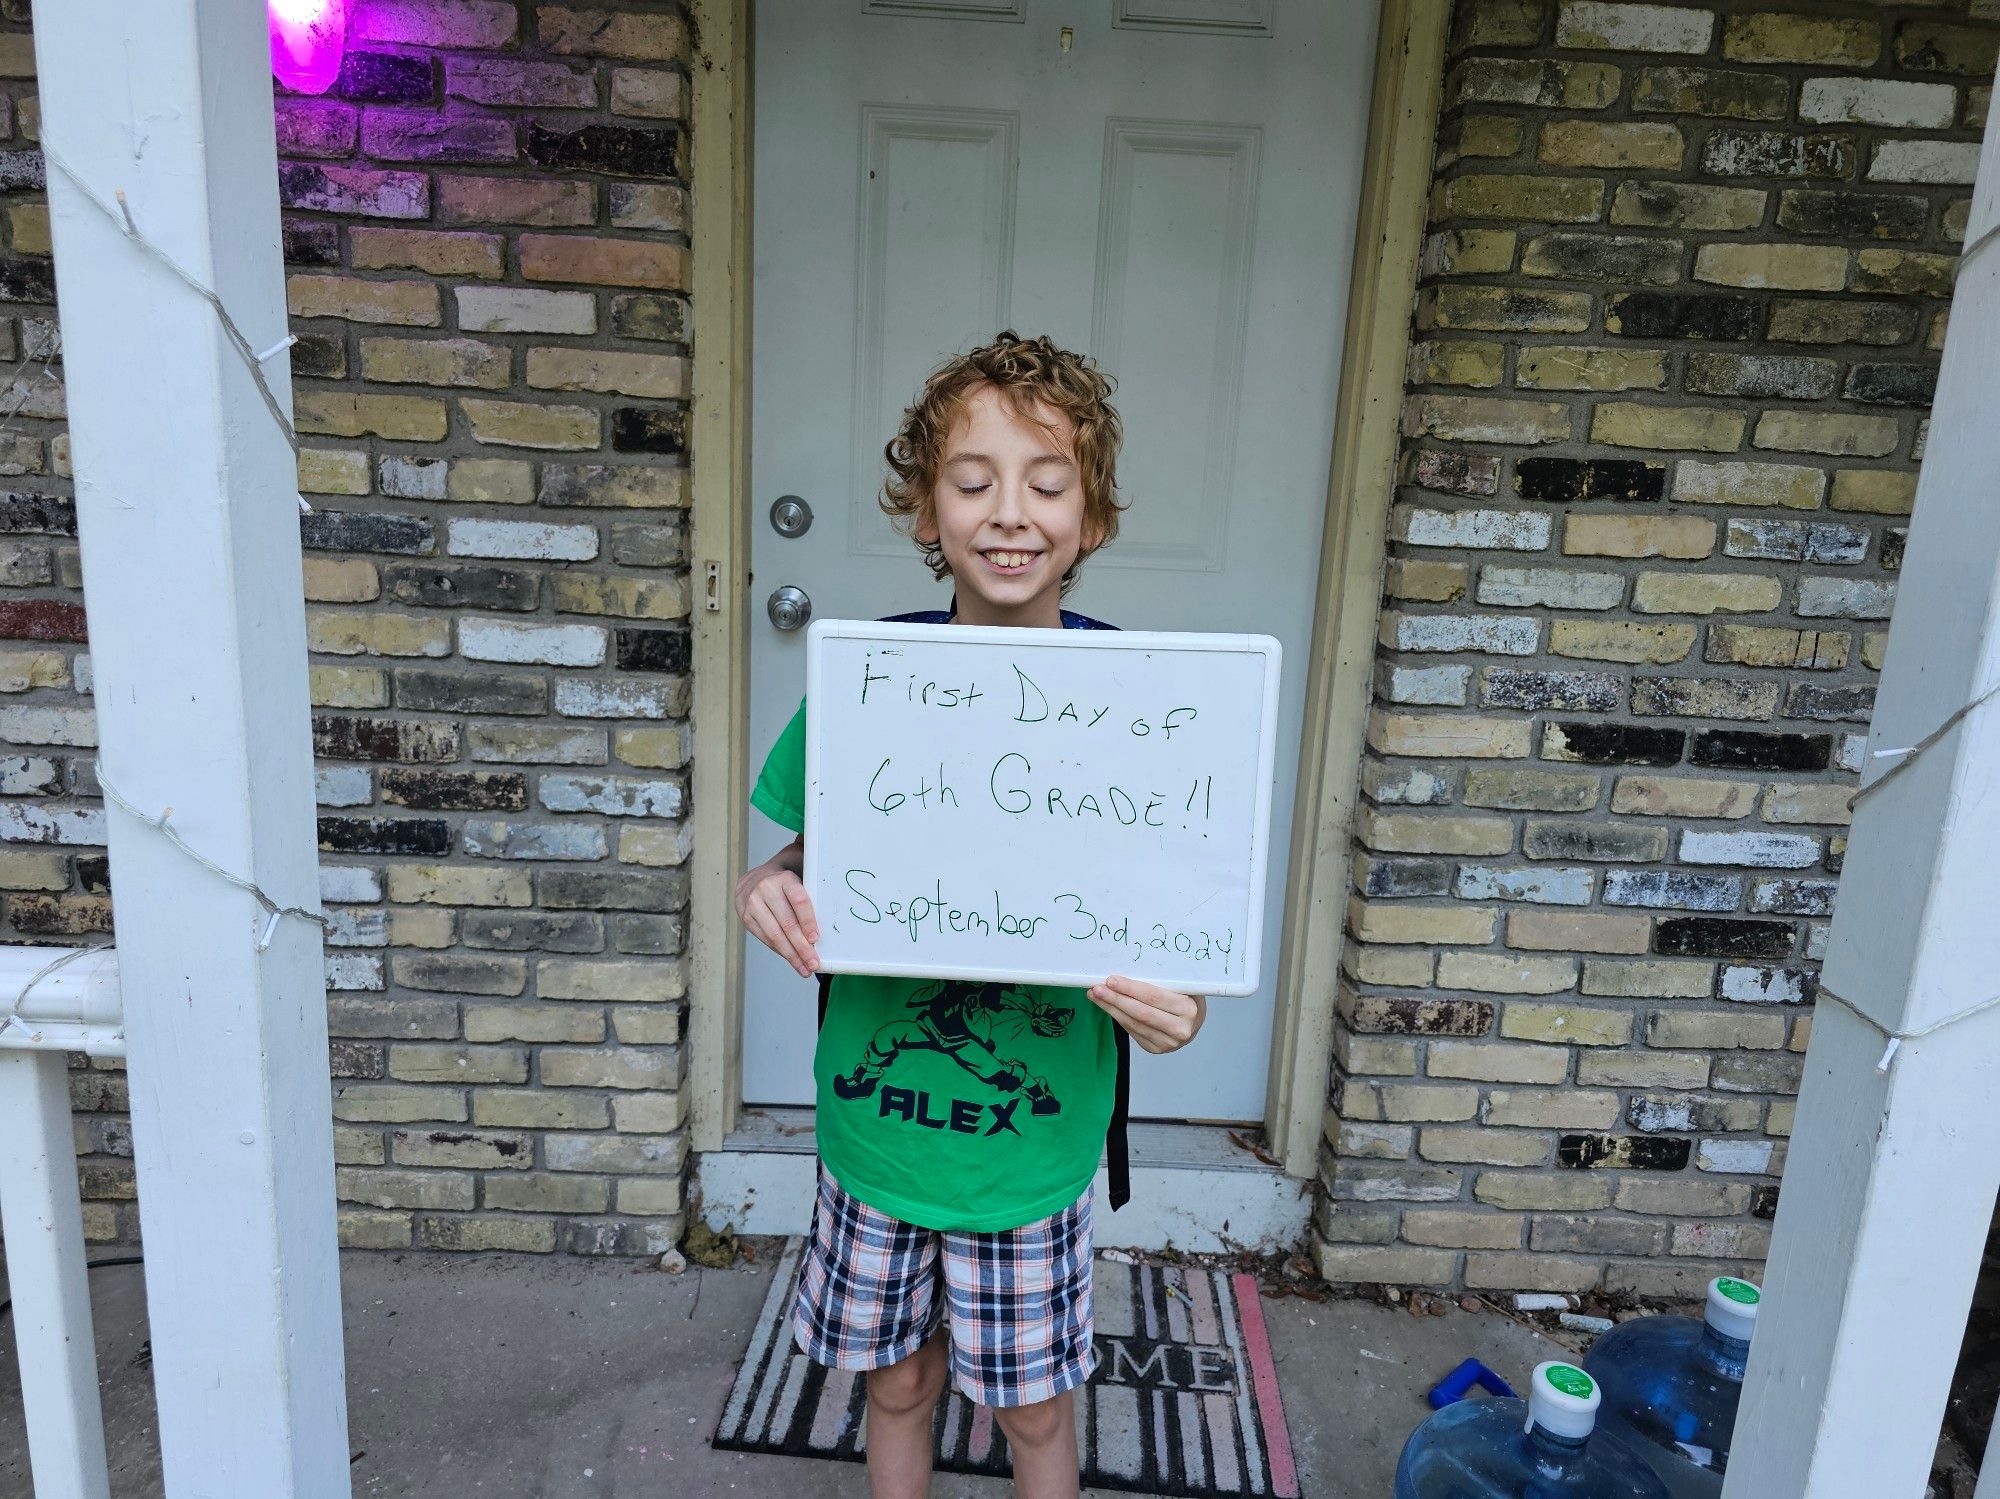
[694,1121,1312,1254]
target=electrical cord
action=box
[0,1254,144,1322]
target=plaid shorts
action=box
[792,1164,1096,1408]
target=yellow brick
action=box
[1507,909,1651,955]
[1829,469,1917,514]
[1500,1003,1632,1047]
[1367,712,1535,759]
[613,726,690,769]
[1539,120,1683,169]
[0,650,67,691]
[385,865,534,907]
[298,448,371,496]
[1399,1207,1529,1249]
[619,825,691,868]
[1550,619,1697,663]
[1334,1033,1422,1077]
[1564,514,1716,560]
[449,458,536,505]
[1436,952,1579,995]
[1694,243,1848,292]
[519,233,688,289]
[1516,346,1667,392]
[1610,776,1757,818]
[1580,959,1713,998]
[1632,572,1783,615]
[1358,809,1517,856]
[1414,340,1506,388]
[1428,229,1518,275]
[1455,114,1526,159]
[306,610,451,658]
[303,557,381,604]
[540,6,689,60]
[1723,13,1879,66]
[360,337,512,389]
[310,666,388,708]
[1611,181,1765,232]
[1705,624,1849,669]
[286,274,440,326]
[1344,945,1437,988]
[1386,559,1469,603]
[388,908,456,949]
[1348,898,1499,947]
[1481,1088,1622,1129]
[10,201,49,256]
[296,391,448,442]
[1754,412,1901,458]
[1432,1042,1570,1087]
[350,227,506,279]
[0,850,73,891]
[1436,174,1603,223]
[1762,783,1854,826]
[1673,461,1825,511]
[551,573,691,620]
[1474,1174,1611,1212]
[526,347,690,399]
[1591,403,1745,453]
[0,33,34,76]
[1404,395,1570,445]
[1861,632,1889,670]
[462,398,601,450]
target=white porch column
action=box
[1724,74,2000,1499]
[32,3,351,1496]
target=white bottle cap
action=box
[1525,1361,1600,1441]
[1705,1276,1761,1343]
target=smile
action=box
[980,549,1042,574]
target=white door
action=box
[745,0,1378,1119]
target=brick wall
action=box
[0,1,697,1256]
[1316,0,1995,1298]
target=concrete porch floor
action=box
[0,1251,1567,1498]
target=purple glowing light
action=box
[268,0,350,96]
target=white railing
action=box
[0,944,121,1499]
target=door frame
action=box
[687,0,1453,1176]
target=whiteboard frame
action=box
[802,617,1284,995]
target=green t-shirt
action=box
[752,697,1117,1231]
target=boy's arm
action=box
[735,834,820,978]
[1087,976,1207,1055]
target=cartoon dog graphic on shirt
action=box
[832,980,1073,1115]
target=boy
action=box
[736,332,1208,1499]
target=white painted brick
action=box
[1555,1,1715,53]
[326,952,386,992]
[1838,734,1866,774]
[1679,830,1821,868]
[379,456,448,501]
[0,706,96,746]
[316,766,374,807]
[1391,614,1541,656]
[553,679,676,719]
[1385,664,1471,705]
[1401,507,1552,551]
[320,865,384,903]
[1797,577,1895,620]
[1697,1139,1774,1174]
[73,655,92,695]
[540,774,684,818]
[455,286,597,335]
[325,908,390,948]
[1477,567,1623,610]
[0,804,107,845]
[1800,77,1956,129]
[447,518,600,561]
[1868,140,1981,185]
[1806,924,1830,960]
[460,618,606,667]
[1456,865,1594,905]
[1721,966,1810,1004]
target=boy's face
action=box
[918,383,1098,629]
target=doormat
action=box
[714,1240,1300,1497]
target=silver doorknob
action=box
[767,585,812,631]
[770,494,813,538]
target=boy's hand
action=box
[735,841,820,978]
[1087,975,1206,1055]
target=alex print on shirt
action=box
[830,979,1074,1137]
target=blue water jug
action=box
[1394,1360,1673,1498]
[1583,1277,1760,1498]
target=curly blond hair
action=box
[880,331,1125,592]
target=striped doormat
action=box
[714,1240,1300,1497]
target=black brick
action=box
[609,293,688,343]
[1514,456,1664,505]
[1655,917,1795,960]
[380,769,529,812]
[1844,363,1936,408]
[1345,995,1494,1037]
[615,627,690,673]
[1691,729,1831,771]
[1483,669,1620,713]
[1786,683,1875,722]
[317,815,452,856]
[460,911,605,954]
[313,714,462,763]
[611,912,686,955]
[0,256,55,303]
[611,406,688,455]
[1701,129,1854,180]
[1776,190,1927,242]
[300,509,436,556]
[330,1041,386,1080]
[282,219,342,266]
[290,332,346,380]
[539,869,689,912]
[1751,1185,1780,1220]
[1881,529,1905,572]
[524,121,683,179]
[1684,353,1837,401]
[394,669,547,717]
[1358,857,1453,898]
[76,855,110,894]
[1557,1135,1693,1171]
[0,493,75,535]
[332,50,438,104]
[1607,292,1762,341]
[383,563,538,612]
[1545,721,1684,765]
[0,149,42,192]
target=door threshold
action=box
[696,1110,1312,1254]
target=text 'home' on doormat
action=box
[714,1241,1300,1498]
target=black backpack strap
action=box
[1107,1023,1131,1211]
[816,972,832,1029]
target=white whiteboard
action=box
[802,619,1282,995]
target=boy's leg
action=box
[864,1331,949,1499]
[940,1188,1094,1499]
[792,1164,946,1497]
